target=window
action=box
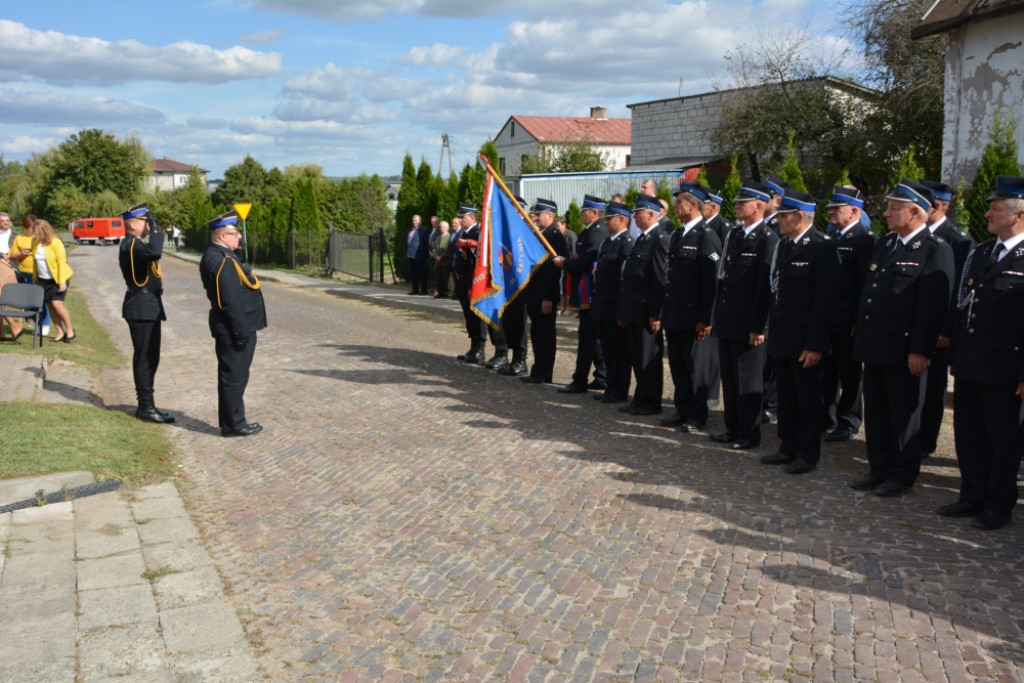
[499,157,506,175]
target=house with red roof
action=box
[146,157,210,192]
[493,107,631,179]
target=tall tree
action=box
[212,155,268,208]
[721,155,741,222]
[520,136,610,174]
[48,129,150,202]
[775,132,808,192]
[394,154,419,280]
[963,111,1021,241]
[181,167,215,247]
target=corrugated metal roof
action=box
[511,116,631,145]
[153,157,209,174]
[627,76,879,109]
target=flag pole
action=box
[478,155,557,256]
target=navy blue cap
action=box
[764,174,789,196]
[920,179,954,203]
[632,194,661,212]
[828,186,864,208]
[886,178,933,211]
[603,201,632,219]
[514,195,528,209]
[777,189,818,213]
[675,182,707,201]
[986,175,1024,201]
[581,194,606,210]
[121,203,148,220]
[206,210,238,229]
[704,186,724,205]
[458,202,478,216]
[531,198,557,214]
[736,182,772,203]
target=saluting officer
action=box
[119,203,174,424]
[850,179,954,496]
[822,186,877,442]
[710,182,779,450]
[589,201,635,403]
[759,190,839,474]
[660,182,721,432]
[939,176,1024,530]
[919,178,975,458]
[199,210,268,437]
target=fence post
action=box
[378,227,385,283]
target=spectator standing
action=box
[406,214,430,295]
[29,220,75,342]
[432,220,452,299]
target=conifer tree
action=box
[394,154,419,280]
[721,155,741,222]
[776,132,808,192]
[566,201,583,234]
[964,111,1021,241]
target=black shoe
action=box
[761,410,776,424]
[498,360,527,376]
[660,414,685,427]
[136,406,175,424]
[630,406,662,416]
[760,452,795,465]
[618,403,639,413]
[921,451,934,459]
[222,422,263,437]
[729,439,758,450]
[874,481,912,497]
[557,384,588,394]
[678,421,703,433]
[520,376,545,384]
[971,511,1011,530]
[849,475,885,491]
[824,426,854,442]
[587,380,607,390]
[63,333,76,343]
[486,355,509,371]
[784,459,816,474]
[708,433,734,443]
[600,394,628,404]
[458,349,484,363]
[936,501,983,518]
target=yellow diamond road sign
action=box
[234,203,252,221]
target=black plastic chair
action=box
[0,283,45,348]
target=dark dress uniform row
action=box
[589,203,635,403]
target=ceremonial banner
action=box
[470,163,552,329]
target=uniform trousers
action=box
[409,256,428,293]
[486,321,508,354]
[666,328,708,425]
[570,307,606,387]
[598,319,631,400]
[126,319,161,399]
[919,345,949,454]
[861,362,926,486]
[719,337,766,443]
[762,358,777,414]
[501,297,529,356]
[526,299,557,381]
[775,356,824,463]
[215,331,257,433]
[952,379,1024,515]
[455,274,485,342]
[821,329,863,432]
[626,323,663,410]
[693,333,720,406]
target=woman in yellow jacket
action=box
[29,220,75,342]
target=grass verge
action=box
[0,401,178,486]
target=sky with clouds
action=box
[1,0,859,179]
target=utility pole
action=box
[440,134,453,177]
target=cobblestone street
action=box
[75,245,1024,682]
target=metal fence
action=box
[183,228,327,269]
[327,227,392,282]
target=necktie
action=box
[989,242,1006,267]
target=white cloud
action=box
[282,63,373,101]
[273,99,396,124]
[246,0,423,21]
[187,116,231,130]
[0,133,62,155]
[0,20,281,86]
[242,28,285,45]
[0,89,165,126]
[396,43,467,67]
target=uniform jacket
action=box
[767,229,839,358]
[951,239,1024,384]
[451,224,478,277]
[617,227,669,325]
[713,221,779,340]
[526,224,569,305]
[563,219,609,309]
[852,230,954,367]
[930,217,974,337]
[119,230,166,322]
[589,233,633,321]
[660,220,721,331]
[200,243,268,340]
[829,221,877,332]
[705,214,733,245]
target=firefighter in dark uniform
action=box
[760,174,789,424]
[199,210,268,437]
[520,198,569,384]
[553,194,609,394]
[496,195,532,376]
[119,203,174,424]
[451,203,487,363]
[697,185,731,409]
[759,190,839,474]
[850,179,954,496]
[919,178,975,457]
[939,176,1024,530]
[616,194,670,415]
[822,186,877,442]
[660,182,720,431]
[589,201,635,403]
[710,182,779,450]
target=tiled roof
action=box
[152,157,209,174]
[913,0,1024,38]
[511,116,631,145]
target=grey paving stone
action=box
[78,583,159,630]
[139,538,214,573]
[135,515,199,546]
[77,622,167,678]
[77,552,149,591]
[159,602,248,655]
[130,482,190,520]
[151,565,227,610]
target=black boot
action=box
[485,350,509,370]
[497,350,527,376]
[136,395,175,424]
[458,340,484,363]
